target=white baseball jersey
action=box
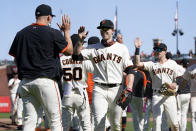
[81,41,133,84]
[177,65,186,76]
[183,64,196,93]
[60,55,94,92]
[143,59,179,90]
[8,78,21,94]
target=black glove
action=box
[116,88,133,110]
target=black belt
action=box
[95,82,121,87]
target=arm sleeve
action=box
[123,46,133,69]
[54,30,69,53]
[183,68,191,80]
[124,67,135,75]
[9,33,19,57]
[8,79,13,86]
[81,48,95,60]
[143,61,154,71]
[171,62,180,82]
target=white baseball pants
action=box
[62,88,91,131]
[10,93,17,122]
[152,93,179,131]
[20,78,62,131]
[191,94,196,131]
[92,84,122,131]
[17,98,23,126]
[177,93,190,131]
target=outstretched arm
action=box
[57,14,73,56]
[134,37,144,67]
[73,26,89,55]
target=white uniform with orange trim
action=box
[182,64,196,131]
[81,41,133,131]
[143,59,180,131]
[60,55,93,131]
[8,78,21,123]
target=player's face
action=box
[100,28,114,40]
[154,48,166,59]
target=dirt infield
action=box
[0,117,191,131]
[0,118,17,130]
[0,118,138,130]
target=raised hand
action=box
[134,37,142,48]
[78,26,89,42]
[57,14,71,32]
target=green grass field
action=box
[0,113,192,131]
[125,113,192,130]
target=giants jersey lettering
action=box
[81,42,133,84]
[183,64,196,93]
[143,59,179,90]
[60,55,94,89]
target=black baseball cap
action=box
[153,43,167,51]
[180,59,189,68]
[97,19,114,29]
[88,36,100,45]
[35,4,55,17]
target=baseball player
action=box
[14,85,23,130]
[8,72,21,125]
[176,59,191,131]
[61,34,93,131]
[72,19,135,131]
[86,36,112,131]
[9,4,73,131]
[134,38,179,131]
[129,66,151,131]
[179,63,196,131]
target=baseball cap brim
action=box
[97,26,113,29]
[51,14,56,17]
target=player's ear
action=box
[47,15,52,23]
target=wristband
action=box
[135,48,140,55]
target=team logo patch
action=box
[101,20,106,25]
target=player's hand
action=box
[57,14,71,32]
[117,34,123,44]
[126,87,133,93]
[78,26,89,42]
[170,83,176,90]
[144,97,148,104]
[134,37,142,48]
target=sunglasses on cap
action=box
[100,27,111,32]
[153,48,165,52]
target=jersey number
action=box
[63,67,82,81]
